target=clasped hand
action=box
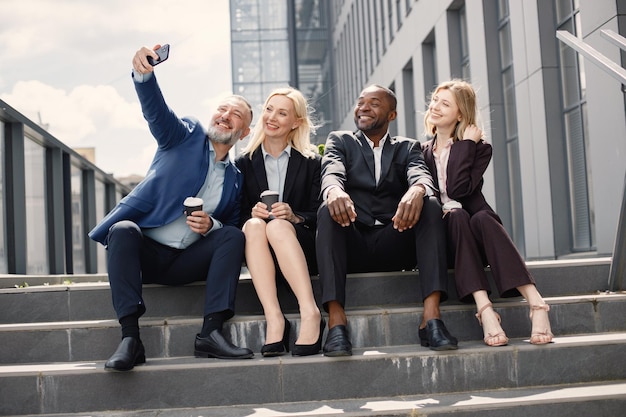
[186,211,213,235]
[252,201,299,223]
[327,188,357,227]
[391,185,425,232]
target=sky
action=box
[0,0,234,177]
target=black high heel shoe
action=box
[261,317,291,357]
[292,317,326,356]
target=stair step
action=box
[0,258,613,324]
[1,293,625,364]
[1,332,625,416]
[18,381,625,417]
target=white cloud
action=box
[0,0,234,177]
[0,80,144,144]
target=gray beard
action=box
[207,125,242,145]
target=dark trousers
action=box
[315,196,449,309]
[106,220,245,320]
[445,209,534,302]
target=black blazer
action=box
[422,138,496,216]
[321,130,435,227]
[235,147,322,229]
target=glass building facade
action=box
[230,0,335,149]
[229,0,626,261]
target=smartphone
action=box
[147,44,170,66]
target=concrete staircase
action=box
[1,257,625,416]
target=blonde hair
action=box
[424,79,483,142]
[242,87,318,159]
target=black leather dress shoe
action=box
[194,329,254,359]
[418,319,458,351]
[323,325,352,357]
[104,337,146,372]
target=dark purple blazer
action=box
[421,138,498,217]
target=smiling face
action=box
[207,96,252,145]
[427,88,462,134]
[262,94,300,142]
[353,86,397,138]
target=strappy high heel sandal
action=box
[529,304,554,345]
[475,303,509,347]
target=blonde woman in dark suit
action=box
[235,87,323,357]
[422,79,553,346]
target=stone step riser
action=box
[0,259,612,324]
[1,335,624,416]
[2,295,625,364]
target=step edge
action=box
[2,331,625,376]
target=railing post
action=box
[556,29,626,291]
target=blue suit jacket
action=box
[89,74,242,245]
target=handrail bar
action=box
[601,29,626,52]
[555,29,625,291]
[556,30,626,85]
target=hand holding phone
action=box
[147,44,170,66]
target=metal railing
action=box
[556,29,626,291]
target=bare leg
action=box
[517,284,553,344]
[243,219,284,344]
[473,290,508,346]
[267,220,321,344]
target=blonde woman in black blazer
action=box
[422,79,553,346]
[235,87,323,357]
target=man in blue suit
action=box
[89,45,254,371]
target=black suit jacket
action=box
[321,130,435,226]
[235,147,322,229]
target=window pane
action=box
[24,138,48,274]
[498,26,512,68]
[71,164,85,274]
[261,40,290,81]
[502,68,518,138]
[559,40,580,108]
[231,0,260,31]
[507,141,524,251]
[95,179,107,273]
[497,0,509,20]
[0,122,6,273]
[564,108,592,249]
[555,0,572,23]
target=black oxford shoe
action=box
[418,318,458,351]
[323,325,352,357]
[194,330,254,359]
[104,337,146,372]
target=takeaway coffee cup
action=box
[183,197,204,216]
[260,190,279,220]
[260,190,279,211]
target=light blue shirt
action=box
[143,139,226,249]
[261,143,291,201]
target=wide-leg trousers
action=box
[445,209,534,302]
